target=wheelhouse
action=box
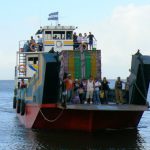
[36,25,76,52]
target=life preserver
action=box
[18,64,26,73]
[79,43,88,50]
[30,42,37,51]
[56,41,63,48]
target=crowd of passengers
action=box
[73,32,96,50]
[22,32,97,52]
[23,36,43,52]
[61,74,129,105]
[18,74,129,105]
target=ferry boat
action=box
[13,23,150,132]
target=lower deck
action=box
[47,103,149,111]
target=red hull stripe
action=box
[26,103,58,108]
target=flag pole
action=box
[48,11,59,26]
[56,12,59,26]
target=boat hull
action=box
[16,103,146,132]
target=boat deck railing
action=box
[64,103,148,111]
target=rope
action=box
[129,80,149,107]
[129,52,148,104]
[39,107,64,123]
[134,82,147,102]
[137,54,147,96]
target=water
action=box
[0,80,150,150]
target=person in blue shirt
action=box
[23,40,30,52]
[87,32,96,50]
[37,35,43,51]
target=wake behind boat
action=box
[13,21,149,132]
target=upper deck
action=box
[19,25,76,53]
[16,24,98,80]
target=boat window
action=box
[53,31,65,40]
[44,31,52,40]
[66,31,73,40]
[28,57,38,64]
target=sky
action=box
[0,0,150,80]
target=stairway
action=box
[18,52,26,77]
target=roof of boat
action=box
[36,25,76,34]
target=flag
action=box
[48,12,59,20]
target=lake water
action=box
[0,80,150,150]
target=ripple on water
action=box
[0,80,150,150]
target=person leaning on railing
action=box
[82,33,88,50]
[23,40,30,52]
[77,33,83,49]
[37,35,43,51]
[87,32,96,50]
[73,32,78,50]
[29,36,36,52]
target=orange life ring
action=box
[80,43,88,50]
[18,64,26,73]
[30,42,37,51]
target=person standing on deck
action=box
[101,77,109,104]
[73,32,78,50]
[23,40,30,52]
[81,78,87,103]
[77,33,83,49]
[64,74,74,103]
[20,79,27,100]
[37,35,43,51]
[78,80,84,104]
[61,74,68,108]
[115,77,124,104]
[29,36,36,51]
[74,79,80,96]
[85,76,94,104]
[72,79,80,104]
[93,78,101,104]
[30,36,35,44]
[124,77,130,104]
[82,33,88,50]
[87,32,96,50]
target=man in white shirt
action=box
[83,33,88,50]
[85,76,94,104]
[93,78,101,104]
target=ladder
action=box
[18,52,26,77]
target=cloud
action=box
[95,4,150,79]
[1,4,150,80]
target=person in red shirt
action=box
[20,79,26,88]
[20,79,27,100]
[64,74,74,103]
